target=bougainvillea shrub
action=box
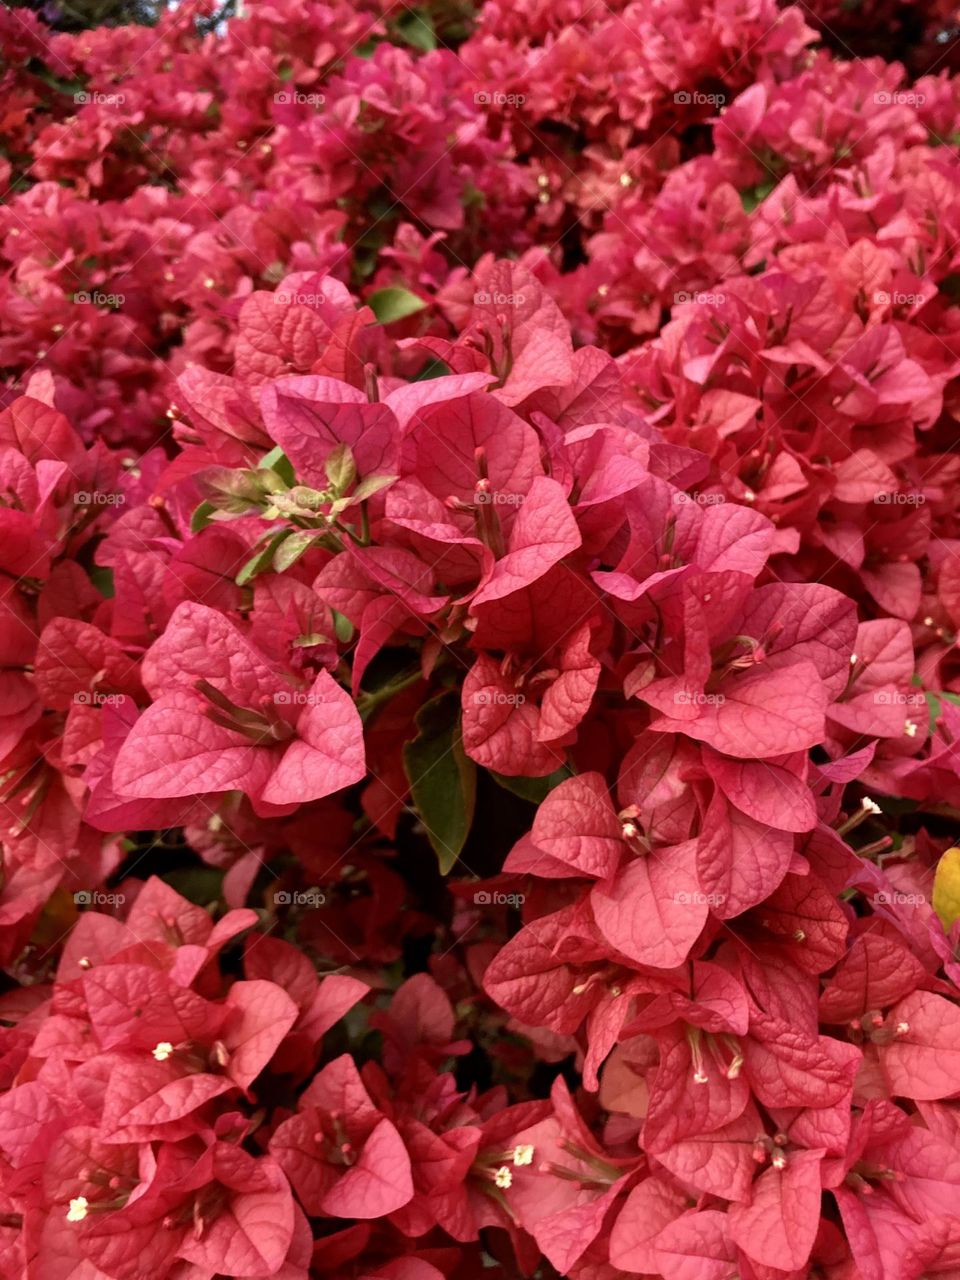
[4,0,960,1278]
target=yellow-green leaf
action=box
[369,286,427,325]
[932,846,960,929]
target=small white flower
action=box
[152,1041,174,1062]
[67,1197,88,1222]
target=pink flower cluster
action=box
[2,1,960,1278]
[0,0,824,447]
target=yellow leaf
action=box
[932,846,960,929]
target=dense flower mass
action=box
[3,0,960,1277]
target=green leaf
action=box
[28,62,84,96]
[368,286,428,326]
[926,690,940,736]
[190,499,218,533]
[394,7,437,51]
[403,692,476,873]
[490,765,574,804]
[89,565,115,600]
[273,530,319,572]
[325,442,357,493]
[740,179,775,213]
[928,689,960,736]
[236,529,292,585]
[332,610,354,644]
[412,357,451,382]
[352,473,397,502]
[161,867,225,909]
[259,445,296,486]
[293,632,327,648]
